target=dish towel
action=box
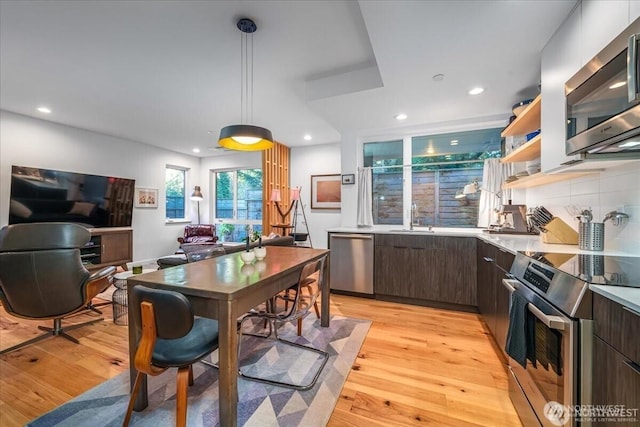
[505,291,536,368]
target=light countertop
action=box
[590,285,640,313]
[327,226,640,311]
[327,227,639,257]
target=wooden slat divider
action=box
[262,142,290,234]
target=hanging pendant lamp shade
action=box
[219,124,273,151]
[218,18,274,151]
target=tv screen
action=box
[9,165,135,228]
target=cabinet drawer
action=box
[593,293,640,363]
[375,234,430,249]
[593,336,640,411]
[495,247,515,273]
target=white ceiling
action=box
[0,0,577,157]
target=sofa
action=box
[156,235,294,269]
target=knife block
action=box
[541,218,579,244]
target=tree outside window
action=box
[215,168,262,241]
[165,167,185,219]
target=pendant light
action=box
[219,18,274,151]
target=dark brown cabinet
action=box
[476,239,514,359]
[374,234,476,307]
[81,228,133,270]
[592,293,640,422]
[476,240,498,335]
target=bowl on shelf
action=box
[512,99,534,116]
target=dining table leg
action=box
[321,258,330,327]
[218,299,238,427]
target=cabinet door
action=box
[592,336,640,421]
[435,237,476,306]
[581,0,629,66]
[593,293,640,363]
[494,248,515,358]
[476,240,497,330]
[101,231,132,264]
[374,245,412,297]
[540,4,582,172]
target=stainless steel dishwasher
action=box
[328,233,374,295]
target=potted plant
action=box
[219,224,235,242]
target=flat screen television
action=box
[9,165,135,228]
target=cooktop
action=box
[519,251,640,288]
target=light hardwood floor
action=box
[0,294,521,426]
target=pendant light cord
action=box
[239,28,255,125]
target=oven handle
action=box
[502,278,567,330]
[528,303,567,331]
[501,278,518,292]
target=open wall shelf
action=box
[500,135,541,163]
[502,171,595,189]
[501,95,541,138]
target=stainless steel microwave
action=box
[565,18,640,159]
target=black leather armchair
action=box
[0,222,115,355]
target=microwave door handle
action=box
[527,303,566,331]
[628,33,640,102]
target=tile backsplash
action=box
[524,162,640,255]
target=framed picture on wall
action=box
[134,187,158,208]
[310,174,341,209]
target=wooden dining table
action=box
[126,246,330,427]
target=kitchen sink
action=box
[390,229,435,233]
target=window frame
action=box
[211,167,263,241]
[165,165,189,223]
[363,127,502,228]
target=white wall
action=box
[0,110,201,262]
[525,162,640,254]
[290,143,342,249]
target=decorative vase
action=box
[254,247,266,260]
[240,250,255,264]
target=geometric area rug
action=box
[27,315,371,427]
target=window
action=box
[364,128,502,227]
[214,168,263,242]
[364,140,404,225]
[165,166,186,219]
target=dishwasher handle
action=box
[330,234,373,240]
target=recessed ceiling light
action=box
[432,74,445,82]
[468,87,484,95]
[37,106,51,114]
[450,140,459,145]
[304,134,312,141]
[609,81,626,89]
[207,130,213,134]
[394,113,408,121]
[192,148,201,153]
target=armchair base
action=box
[0,317,104,355]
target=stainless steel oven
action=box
[505,252,640,426]
[505,253,593,427]
[503,276,583,427]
